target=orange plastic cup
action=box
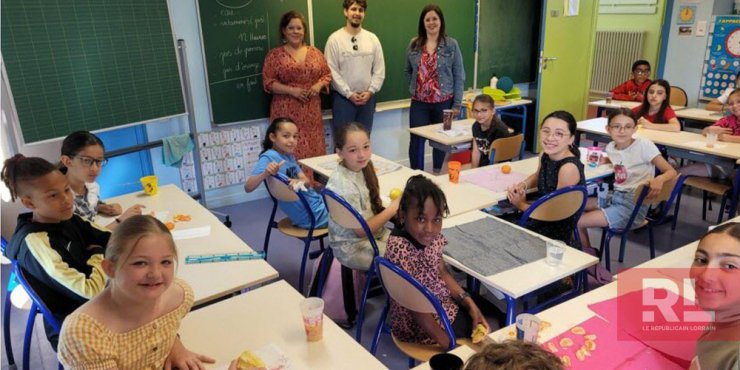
[448,161,461,184]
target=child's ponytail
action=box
[362,160,385,215]
[1,154,57,201]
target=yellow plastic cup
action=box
[140,175,158,195]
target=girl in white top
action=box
[576,108,676,250]
[326,122,400,271]
[60,131,143,229]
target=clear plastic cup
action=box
[706,132,718,148]
[545,240,564,266]
[516,313,541,343]
[443,109,454,130]
[299,297,324,342]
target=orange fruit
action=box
[501,164,512,174]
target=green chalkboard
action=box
[311,0,475,103]
[197,0,309,124]
[1,0,185,144]
[476,0,541,87]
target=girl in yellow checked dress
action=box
[57,215,215,370]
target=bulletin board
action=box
[700,15,740,100]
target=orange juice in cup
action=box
[448,161,461,184]
[299,297,324,342]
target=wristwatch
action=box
[455,291,471,304]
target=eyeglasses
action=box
[608,125,636,132]
[351,36,358,51]
[540,129,569,140]
[634,69,650,75]
[74,156,107,167]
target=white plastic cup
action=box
[299,297,324,342]
[706,132,718,148]
[443,109,454,130]
[516,313,541,342]
[545,240,565,266]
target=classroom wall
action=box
[662,0,734,107]
[595,0,668,71]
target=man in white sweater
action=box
[324,0,385,135]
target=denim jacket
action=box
[405,37,465,107]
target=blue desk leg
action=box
[415,136,425,171]
[596,107,605,117]
[505,295,517,325]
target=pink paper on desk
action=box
[587,288,709,367]
[612,347,685,370]
[460,167,527,192]
[541,316,646,369]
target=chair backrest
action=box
[374,256,456,350]
[489,133,524,164]
[12,261,61,333]
[519,185,588,224]
[670,86,688,107]
[322,188,379,255]
[632,175,683,206]
[264,174,318,230]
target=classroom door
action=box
[534,0,598,151]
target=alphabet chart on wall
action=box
[179,125,262,195]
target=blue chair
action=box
[263,174,327,295]
[518,185,589,248]
[317,188,380,342]
[370,257,467,367]
[487,133,524,165]
[674,168,740,226]
[2,236,17,368]
[12,261,63,370]
[599,176,685,272]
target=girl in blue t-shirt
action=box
[244,117,329,228]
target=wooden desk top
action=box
[99,185,279,305]
[442,211,598,299]
[577,117,740,161]
[179,280,387,370]
[589,99,686,112]
[675,108,724,123]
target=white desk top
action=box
[442,211,598,299]
[459,156,614,201]
[408,118,477,146]
[578,117,740,161]
[675,108,724,123]
[588,99,686,112]
[179,280,387,370]
[299,154,402,179]
[99,185,279,305]
[300,154,502,217]
[414,214,740,369]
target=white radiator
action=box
[590,30,645,95]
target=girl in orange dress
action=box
[263,11,332,161]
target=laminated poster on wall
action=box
[700,15,740,100]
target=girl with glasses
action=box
[576,108,676,250]
[506,111,585,246]
[60,131,143,229]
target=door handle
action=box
[538,54,558,72]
